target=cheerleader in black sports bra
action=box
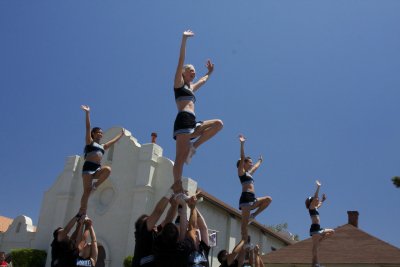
[79,105,124,216]
[172,30,223,192]
[305,180,335,267]
[237,134,272,240]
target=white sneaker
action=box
[248,214,256,225]
[185,143,196,164]
[91,182,97,192]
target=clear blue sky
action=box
[1,0,399,248]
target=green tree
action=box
[392,176,400,188]
[123,255,133,267]
[268,223,299,241]
[11,249,46,267]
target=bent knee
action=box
[102,166,112,173]
[261,196,272,204]
[215,120,224,129]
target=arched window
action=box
[16,222,22,233]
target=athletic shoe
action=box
[91,182,97,191]
[248,214,256,225]
[185,143,196,164]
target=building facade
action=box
[1,128,293,267]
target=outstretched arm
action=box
[196,208,209,246]
[314,180,321,198]
[254,245,264,267]
[227,239,245,266]
[57,216,78,242]
[81,105,92,145]
[192,59,214,92]
[317,193,327,209]
[63,216,78,235]
[174,30,194,89]
[186,196,199,245]
[178,203,188,241]
[249,247,255,267]
[75,217,85,249]
[103,128,125,150]
[310,180,321,209]
[161,197,178,227]
[146,188,174,231]
[188,197,198,232]
[86,220,98,266]
[249,155,263,175]
[238,135,246,176]
[70,219,83,244]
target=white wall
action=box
[1,128,290,267]
[0,215,36,253]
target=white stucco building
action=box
[0,128,293,267]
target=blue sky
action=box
[1,0,399,249]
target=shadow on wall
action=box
[96,245,106,267]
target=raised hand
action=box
[85,218,92,227]
[78,216,86,224]
[258,155,263,162]
[239,134,246,143]
[206,59,214,73]
[169,194,178,206]
[81,105,90,112]
[183,30,194,38]
[316,180,321,187]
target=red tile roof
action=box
[198,189,295,245]
[0,216,12,233]
[264,224,400,265]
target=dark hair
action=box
[159,223,179,245]
[90,127,102,138]
[236,157,252,168]
[217,250,228,263]
[51,228,75,267]
[52,227,63,239]
[305,197,313,209]
[135,215,148,239]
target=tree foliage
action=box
[392,176,400,188]
[268,223,299,241]
[11,249,46,267]
[124,255,133,267]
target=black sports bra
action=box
[84,142,105,159]
[309,208,319,217]
[239,171,254,185]
[174,84,196,103]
